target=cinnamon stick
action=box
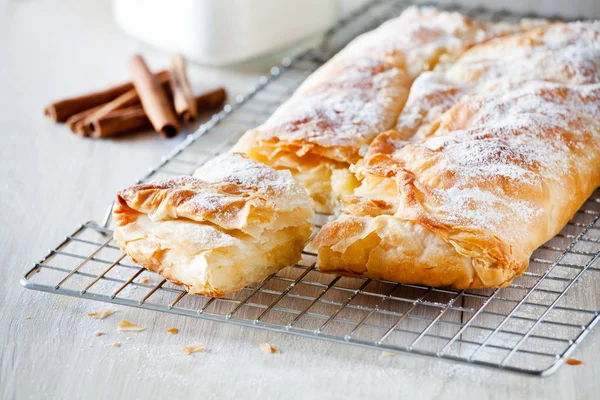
[128,54,179,138]
[195,87,227,110]
[88,107,148,138]
[87,89,227,138]
[44,70,169,122]
[68,89,138,135]
[67,75,173,135]
[65,104,105,133]
[169,54,198,122]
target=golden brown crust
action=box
[311,215,517,288]
[113,196,231,298]
[113,153,314,297]
[313,22,600,289]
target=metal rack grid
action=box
[21,0,600,376]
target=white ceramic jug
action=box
[113,0,338,65]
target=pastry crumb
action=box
[25,316,32,320]
[260,343,280,354]
[138,275,150,284]
[88,344,94,348]
[94,331,105,337]
[88,308,117,320]
[566,358,583,366]
[112,343,121,348]
[182,344,205,355]
[380,351,398,358]
[166,327,179,335]
[117,320,145,332]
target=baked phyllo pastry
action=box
[311,22,600,289]
[113,153,314,297]
[233,7,493,213]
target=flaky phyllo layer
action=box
[233,7,500,213]
[113,153,313,297]
[312,22,600,288]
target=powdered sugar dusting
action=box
[421,81,590,185]
[414,80,600,233]
[251,7,492,163]
[396,71,465,139]
[437,187,540,229]
[447,21,600,87]
[189,153,314,233]
[266,76,403,147]
[120,153,313,234]
[349,6,488,77]
[424,133,538,184]
[399,22,600,142]
[374,22,600,240]
[195,153,291,191]
[192,153,313,211]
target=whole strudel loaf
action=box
[311,22,600,288]
[113,8,599,297]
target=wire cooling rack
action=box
[22,0,600,376]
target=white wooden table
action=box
[1,1,599,399]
